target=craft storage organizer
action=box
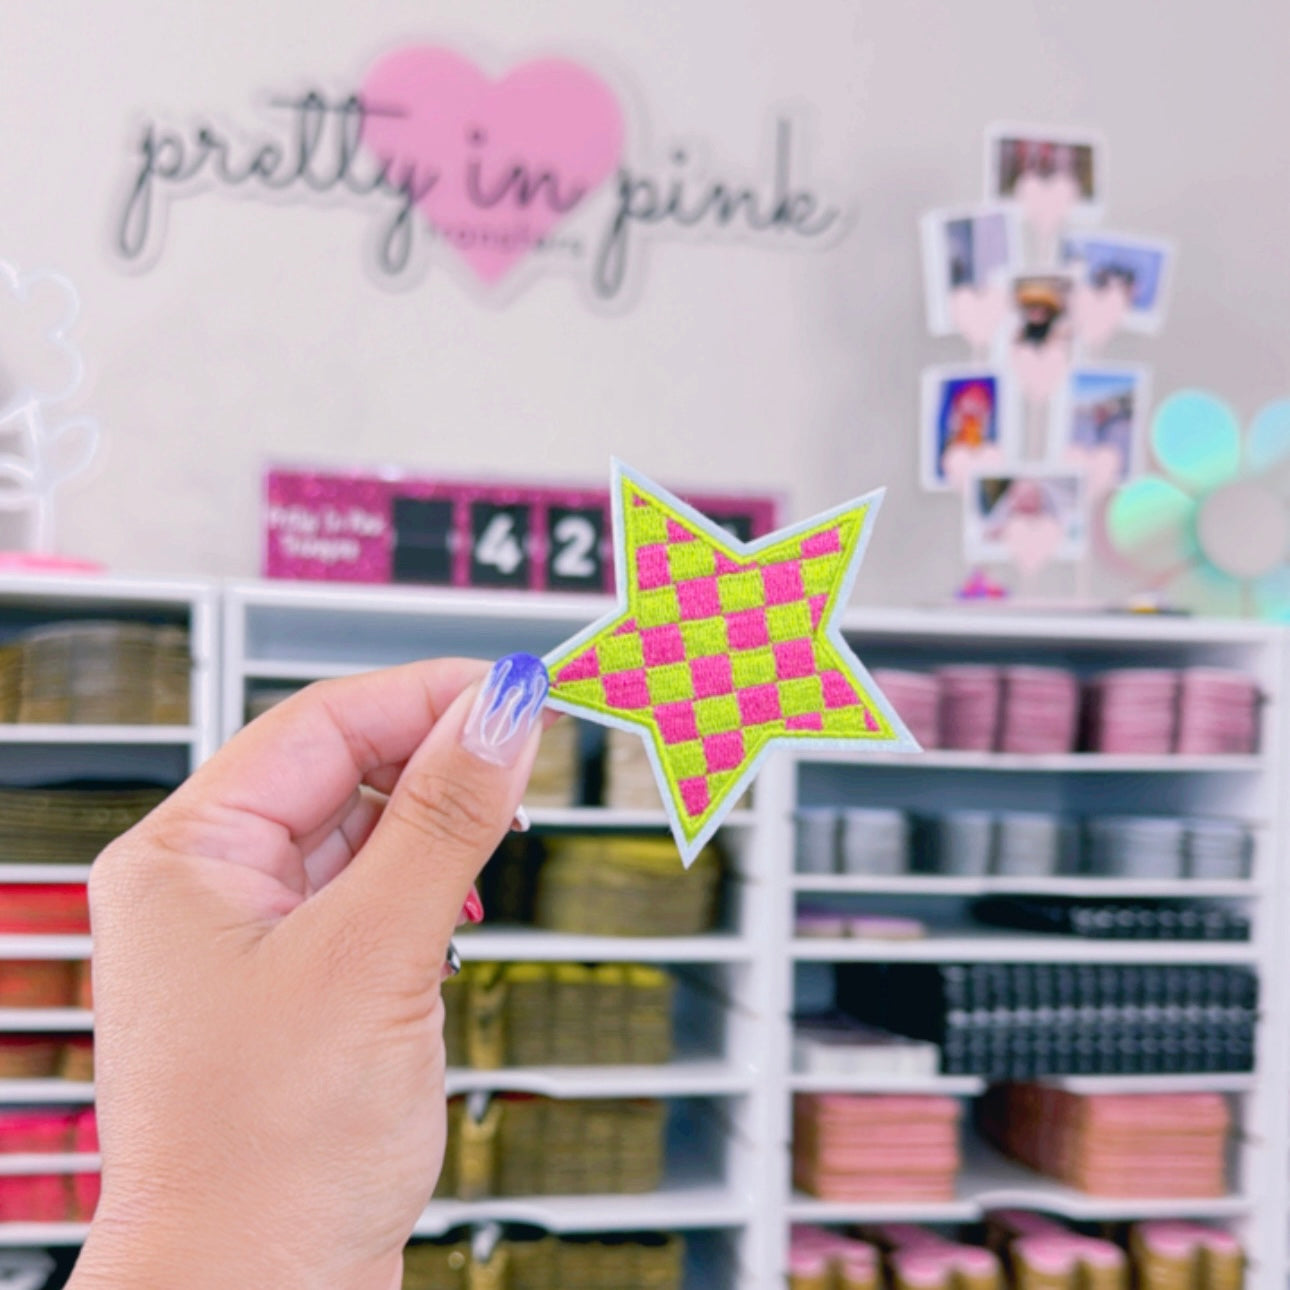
[402,1228,689,1290]
[772,610,1288,1290]
[0,574,217,1270]
[222,581,767,1290]
[0,579,1282,1290]
[435,1095,671,1199]
[786,1214,1247,1290]
[442,962,677,1069]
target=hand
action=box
[69,653,550,1290]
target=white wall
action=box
[4,0,1288,603]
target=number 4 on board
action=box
[470,503,531,587]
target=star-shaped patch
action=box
[543,463,918,864]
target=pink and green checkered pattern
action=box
[548,480,893,838]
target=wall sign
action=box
[113,45,845,306]
[264,466,780,593]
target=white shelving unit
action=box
[412,1186,753,1238]
[794,873,1262,897]
[0,726,198,745]
[0,1082,94,1105]
[799,749,1269,773]
[0,575,219,1256]
[3,578,1282,1288]
[0,576,218,777]
[455,928,755,963]
[769,609,1289,1290]
[0,1156,100,1177]
[788,1073,986,1096]
[786,1151,1258,1225]
[791,934,1262,963]
[221,586,1290,1290]
[222,580,776,1290]
[0,1010,92,1033]
[443,1056,754,1099]
[0,1225,87,1248]
[0,938,93,961]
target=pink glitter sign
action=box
[264,466,780,594]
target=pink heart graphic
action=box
[1014,171,1080,239]
[943,442,1007,494]
[1063,443,1123,500]
[360,47,625,284]
[948,283,1008,353]
[1004,513,1064,576]
[1010,339,1070,405]
[1072,280,1130,349]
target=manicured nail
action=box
[461,654,549,767]
[444,940,462,977]
[511,805,531,833]
[462,887,484,924]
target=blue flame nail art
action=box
[461,653,550,767]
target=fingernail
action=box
[511,805,531,833]
[444,940,462,977]
[462,887,484,924]
[461,654,549,768]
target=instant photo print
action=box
[919,204,1020,337]
[1062,231,1174,334]
[987,124,1105,226]
[1057,364,1151,482]
[1011,274,1075,349]
[964,465,1089,565]
[919,364,1015,491]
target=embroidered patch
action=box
[543,462,918,864]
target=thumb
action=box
[315,653,549,975]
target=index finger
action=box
[171,658,491,839]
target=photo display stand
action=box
[918,126,1174,606]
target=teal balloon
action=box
[1246,399,1290,474]
[1150,390,1241,493]
[1105,476,1196,574]
[1168,564,1245,618]
[1254,566,1290,621]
